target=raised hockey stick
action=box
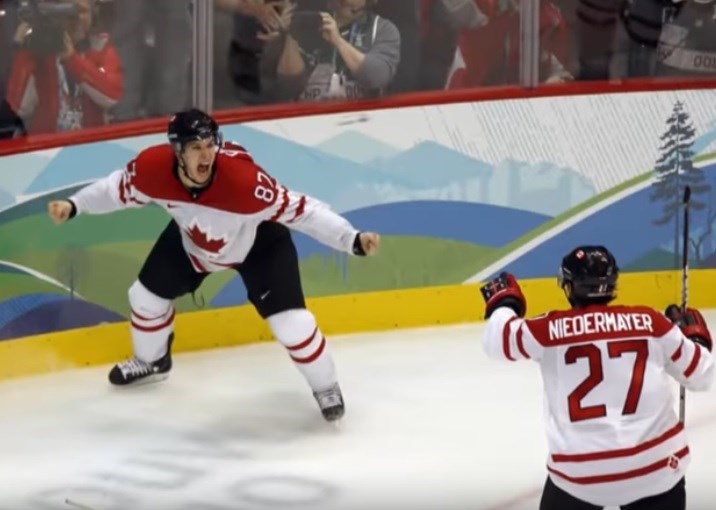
[679,185,691,424]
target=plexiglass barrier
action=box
[1,0,715,139]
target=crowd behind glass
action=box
[0,0,715,139]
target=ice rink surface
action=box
[1,313,715,510]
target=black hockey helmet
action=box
[167,108,222,152]
[558,246,619,306]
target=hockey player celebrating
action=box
[480,246,713,510]
[47,108,380,422]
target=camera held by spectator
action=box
[16,0,81,56]
[6,0,123,135]
[265,0,401,102]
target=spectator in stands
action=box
[0,97,25,139]
[618,0,681,78]
[445,0,572,89]
[6,0,123,135]
[214,0,285,106]
[654,0,716,78]
[111,0,191,121]
[419,0,489,91]
[0,1,21,139]
[0,0,19,100]
[264,0,401,102]
[568,0,623,81]
[373,0,421,94]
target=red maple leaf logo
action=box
[185,223,227,254]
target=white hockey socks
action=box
[267,309,337,392]
[128,280,174,363]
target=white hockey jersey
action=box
[483,304,714,507]
[69,142,360,272]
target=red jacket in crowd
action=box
[6,33,123,135]
[445,0,571,88]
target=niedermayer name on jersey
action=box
[548,312,654,341]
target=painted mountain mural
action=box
[693,125,716,155]
[484,163,716,280]
[0,184,90,225]
[370,141,492,187]
[0,188,14,209]
[316,130,400,163]
[221,126,597,216]
[24,143,136,194]
[368,144,595,215]
[220,124,420,212]
[3,126,598,220]
[489,160,595,216]
[0,89,714,343]
[0,293,124,340]
[210,200,550,307]
[1,151,53,196]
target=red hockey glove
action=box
[665,305,713,352]
[480,272,526,319]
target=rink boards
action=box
[2,86,716,382]
[0,269,714,381]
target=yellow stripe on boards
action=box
[0,269,713,381]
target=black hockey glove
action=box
[480,272,526,320]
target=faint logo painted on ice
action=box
[23,409,338,509]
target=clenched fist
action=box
[358,232,380,256]
[47,200,74,225]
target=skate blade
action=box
[111,372,170,388]
[65,497,97,509]
[323,411,345,428]
[324,417,344,434]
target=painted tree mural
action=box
[689,193,716,267]
[650,101,711,265]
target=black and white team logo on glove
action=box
[480,272,527,320]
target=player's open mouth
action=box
[198,164,210,176]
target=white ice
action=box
[1,313,715,510]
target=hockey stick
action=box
[679,185,691,424]
[65,498,97,510]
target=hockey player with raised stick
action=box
[480,246,713,510]
[47,108,380,422]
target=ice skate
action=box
[313,383,345,422]
[108,334,173,386]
